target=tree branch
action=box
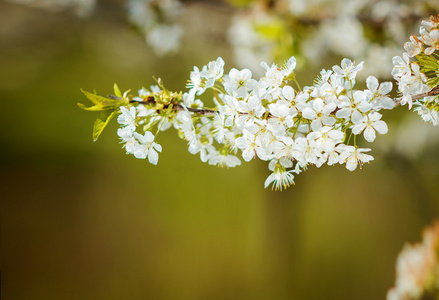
[394,85,439,107]
[120,84,439,117]
[412,85,439,101]
[173,104,217,115]
[128,97,218,116]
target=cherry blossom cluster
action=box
[387,221,439,300]
[115,56,393,190]
[392,14,439,125]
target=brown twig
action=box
[173,104,217,115]
[412,85,439,101]
[123,84,439,117]
[394,85,439,107]
[128,97,218,116]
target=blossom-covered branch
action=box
[393,84,439,107]
[79,13,439,191]
[80,55,394,190]
[392,14,439,125]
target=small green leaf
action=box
[81,89,110,105]
[81,89,126,106]
[93,109,118,142]
[78,102,109,111]
[113,83,122,98]
[79,89,128,111]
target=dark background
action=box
[1,1,438,299]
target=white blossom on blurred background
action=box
[80,54,397,190]
[127,0,183,56]
[387,221,439,300]
[226,0,439,78]
[5,0,96,16]
[7,0,439,76]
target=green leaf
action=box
[81,89,127,106]
[113,83,122,98]
[93,109,118,142]
[78,102,111,111]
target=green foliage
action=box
[113,83,123,98]
[417,54,439,88]
[93,109,118,142]
[78,88,127,111]
[79,85,129,141]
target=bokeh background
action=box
[1,1,439,299]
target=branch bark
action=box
[394,84,439,107]
[121,83,439,117]
[128,97,218,116]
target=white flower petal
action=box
[346,156,358,171]
[322,116,336,126]
[364,126,376,142]
[282,85,295,100]
[352,124,365,135]
[153,142,162,152]
[336,108,351,120]
[242,148,254,162]
[264,173,276,189]
[366,76,379,92]
[302,108,317,120]
[379,82,393,94]
[311,119,323,131]
[351,111,364,124]
[373,120,388,135]
[143,131,155,143]
[368,112,382,122]
[148,149,159,165]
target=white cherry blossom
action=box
[336,91,373,122]
[302,98,337,131]
[365,76,394,109]
[133,131,162,165]
[117,106,137,132]
[259,61,285,93]
[404,35,423,57]
[235,131,267,162]
[208,151,241,168]
[421,28,439,55]
[117,126,138,154]
[392,53,411,79]
[338,146,374,171]
[187,66,206,103]
[352,112,388,142]
[224,68,257,97]
[267,100,296,136]
[264,168,296,191]
[202,57,225,88]
[332,58,364,80]
[235,95,265,129]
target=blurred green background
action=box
[1,1,439,299]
